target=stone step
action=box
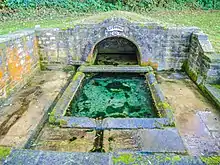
[3,149,216,165]
[78,65,153,73]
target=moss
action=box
[0,146,11,161]
[63,65,75,73]
[73,72,84,81]
[183,61,198,82]
[201,156,220,165]
[162,25,169,30]
[155,155,182,164]
[213,84,220,89]
[48,109,56,124]
[147,25,154,30]
[157,102,172,110]
[112,153,135,164]
[59,119,68,126]
[39,53,46,71]
[139,23,145,28]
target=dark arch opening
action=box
[93,37,140,66]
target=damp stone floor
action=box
[0,71,220,164]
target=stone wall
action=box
[185,32,220,85]
[96,37,137,54]
[0,30,39,103]
[36,18,200,70]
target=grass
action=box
[212,84,220,89]
[0,10,220,53]
[147,10,220,53]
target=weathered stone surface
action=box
[0,30,39,104]
[136,128,186,153]
[186,32,220,84]
[78,65,153,73]
[3,149,110,165]
[0,71,69,148]
[61,117,96,128]
[102,118,170,129]
[4,150,210,165]
[36,18,200,71]
[204,84,220,108]
[52,72,85,119]
[197,111,220,132]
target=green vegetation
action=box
[148,10,220,53]
[0,146,11,161]
[212,84,220,89]
[1,0,219,11]
[112,153,135,164]
[48,109,56,124]
[201,156,220,165]
[0,10,219,53]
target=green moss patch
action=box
[212,84,220,89]
[113,153,135,164]
[0,146,11,161]
[201,156,220,165]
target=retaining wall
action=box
[0,30,39,103]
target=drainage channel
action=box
[90,130,105,152]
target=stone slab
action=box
[183,135,220,156]
[53,72,85,118]
[60,117,171,129]
[3,149,110,165]
[4,149,212,165]
[102,118,170,129]
[78,65,153,73]
[61,117,96,129]
[197,111,220,131]
[204,84,220,108]
[136,128,186,153]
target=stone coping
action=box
[78,65,153,73]
[203,84,220,108]
[59,117,171,129]
[50,69,175,128]
[3,149,218,165]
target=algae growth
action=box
[68,74,157,118]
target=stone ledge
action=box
[52,72,85,120]
[4,149,218,165]
[145,72,175,124]
[78,65,153,73]
[203,84,220,108]
[0,29,35,43]
[59,117,172,129]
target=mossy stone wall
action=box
[36,18,199,70]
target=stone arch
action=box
[85,36,142,65]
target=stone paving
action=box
[1,71,220,165]
[0,71,69,148]
[159,72,220,156]
[2,149,211,165]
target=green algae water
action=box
[68,74,158,118]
